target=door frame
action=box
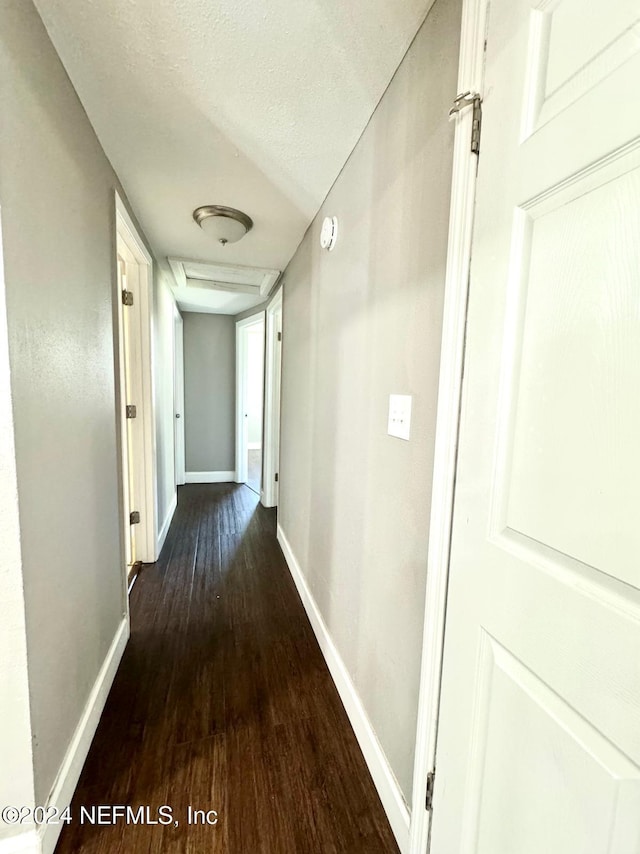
[115,192,158,568]
[173,306,185,487]
[262,287,283,508]
[235,312,266,485]
[408,1,488,851]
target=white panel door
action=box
[263,291,282,507]
[430,1,640,852]
[117,251,145,570]
[271,301,282,506]
[173,311,185,487]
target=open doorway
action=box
[235,314,265,493]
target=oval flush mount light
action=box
[320,216,338,251]
[193,205,253,246]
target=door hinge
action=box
[425,770,436,811]
[126,404,137,419]
[274,472,279,482]
[449,92,482,155]
[129,510,140,525]
[122,289,134,306]
[277,331,282,342]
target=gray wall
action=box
[278,0,461,807]
[0,0,166,807]
[235,299,269,323]
[183,312,236,473]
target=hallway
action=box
[55,485,398,853]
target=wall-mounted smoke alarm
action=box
[320,216,338,251]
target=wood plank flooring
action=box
[55,484,400,853]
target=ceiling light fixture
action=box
[193,205,253,246]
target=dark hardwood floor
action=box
[55,484,400,853]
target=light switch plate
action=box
[388,394,412,440]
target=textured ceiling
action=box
[34,0,432,293]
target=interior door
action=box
[173,310,185,487]
[117,252,144,571]
[266,296,282,507]
[272,303,282,505]
[430,1,640,852]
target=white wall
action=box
[277,0,461,807]
[0,210,36,844]
[0,0,161,810]
[247,322,265,447]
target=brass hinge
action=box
[129,510,140,525]
[449,92,482,155]
[277,331,282,342]
[275,472,279,482]
[126,404,137,419]
[122,289,134,306]
[425,770,435,811]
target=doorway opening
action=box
[235,314,265,494]
[115,193,157,580]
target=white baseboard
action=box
[0,832,39,854]
[185,471,236,484]
[156,490,177,557]
[276,525,411,854]
[38,618,129,854]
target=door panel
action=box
[431,0,640,850]
[500,158,640,587]
[468,635,640,854]
[523,0,640,136]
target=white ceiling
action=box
[34,0,432,310]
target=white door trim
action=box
[173,307,185,487]
[235,313,266,484]
[115,191,159,566]
[262,287,283,508]
[409,1,488,851]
